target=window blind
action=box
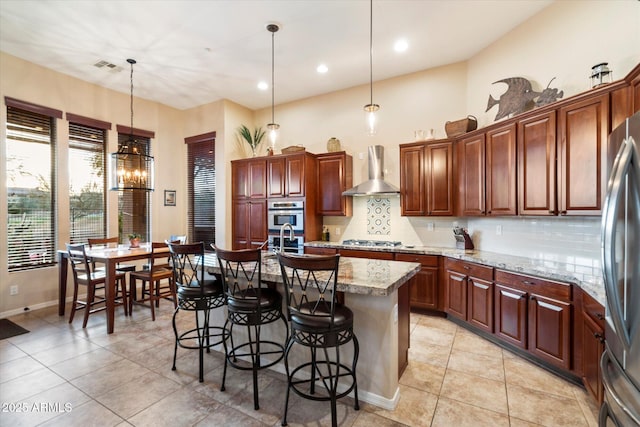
[6,106,57,270]
[186,135,215,248]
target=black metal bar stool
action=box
[214,246,289,410]
[277,252,359,427]
[167,241,227,383]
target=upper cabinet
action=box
[316,151,353,216]
[457,133,485,216]
[400,141,454,216]
[232,158,267,199]
[267,152,313,198]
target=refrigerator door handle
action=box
[602,137,634,350]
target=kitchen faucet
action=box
[279,223,295,253]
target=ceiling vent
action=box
[93,60,123,73]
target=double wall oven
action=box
[267,200,304,254]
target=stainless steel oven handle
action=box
[602,137,633,350]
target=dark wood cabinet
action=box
[400,141,454,216]
[444,258,493,333]
[457,134,485,216]
[400,143,425,215]
[494,269,573,370]
[517,111,557,215]
[486,123,517,215]
[232,158,267,199]
[338,249,394,260]
[231,199,267,249]
[557,93,609,215]
[267,152,311,198]
[396,253,439,310]
[581,291,605,404]
[316,151,352,216]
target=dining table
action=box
[57,242,167,334]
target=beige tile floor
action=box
[0,302,600,426]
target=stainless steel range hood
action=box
[342,145,400,196]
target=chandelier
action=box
[109,58,154,191]
[364,0,379,136]
[266,23,280,150]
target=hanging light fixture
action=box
[364,0,379,136]
[266,23,280,150]
[109,58,154,191]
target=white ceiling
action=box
[0,0,553,111]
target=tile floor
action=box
[0,302,600,426]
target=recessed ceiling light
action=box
[317,64,328,74]
[257,81,268,90]
[394,38,409,53]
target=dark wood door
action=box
[467,276,493,333]
[444,270,467,321]
[400,144,425,216]
[458,134,485,216]
[494,284,528,349]
[528,293,572,370]
[232,200,249,249]
[248,199,267,248]
[232,161,248,199]
[267,157,286,198]
[317,152,352,216]
[247,159,267,198]
[286,154,305,197]
[558,93,609,215]
[396,253,439,310]
[426,141,454,216]
[518,111,557,215]
[486,123,517,215]
[582,310,604,404]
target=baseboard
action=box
[0,295,76,319]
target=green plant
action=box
[237,125,266,152]
[128,232,141,240]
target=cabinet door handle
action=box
[549,210,555,214]
[530,295,536,301]
[522,280,533,285]
[596,313,604,320]
[487,211,492,214]
[594,332,605,343]
[463,266,470,270]
[560,210,567,215]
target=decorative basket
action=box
[445,115,478,138]
[281,145,305,154]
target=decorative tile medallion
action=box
[367,198,391,235]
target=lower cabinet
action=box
[232,199,267,249]
[395,253,439,310]
[444,258,494,334]
[581,291,605,404]
[304,246,337,255]
[494,269,573,370]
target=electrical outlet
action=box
[496,225,503,235]
[335,227,341,235]
[427,222,434,231]
[10,285,18,296]
[358,152,365,160]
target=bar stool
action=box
[214,246,289,410]
[277,252,359,427]
[167,241,227,383]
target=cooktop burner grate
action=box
[342,239,402,247]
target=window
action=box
[117,130,151,242]
[67,114,110,243]
[185,132,216,248]
[5,98,62,271]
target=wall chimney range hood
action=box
[342,145,400,196]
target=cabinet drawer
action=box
[305,247,337,256]
[395,253,439,267]
[582,290,605,328]
[445,258,493,281]
[495,270,572,302]
[339,249,394,260]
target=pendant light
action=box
[364,0,379,136]
[109,58,154,191]
[266,23,280,150]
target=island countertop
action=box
[203,253,420,297]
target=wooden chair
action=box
[66,243,128,328]
[214,245,288,410]
[129,242,176,320]
[167,241,227,382]
[277,252,359,427]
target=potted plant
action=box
[128,232,142,248]
[237,125,266,157]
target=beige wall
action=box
[1,0,639,316]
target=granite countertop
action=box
[305,241,605,305]
[203,253,420,297]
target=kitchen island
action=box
[202,253,420,410]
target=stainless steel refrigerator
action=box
[600,111,640,426]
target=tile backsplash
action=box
[322,197,603,283]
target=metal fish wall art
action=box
[486,77,563,121]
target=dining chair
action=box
[277,252,359,427]
[66,243,128,328]
[214,245,289,410]
[167,241,227,383]
[129,242,176,321]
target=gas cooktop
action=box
[342,239,403,247]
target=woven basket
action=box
[281,145,305,154]
[445,115,478,137]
